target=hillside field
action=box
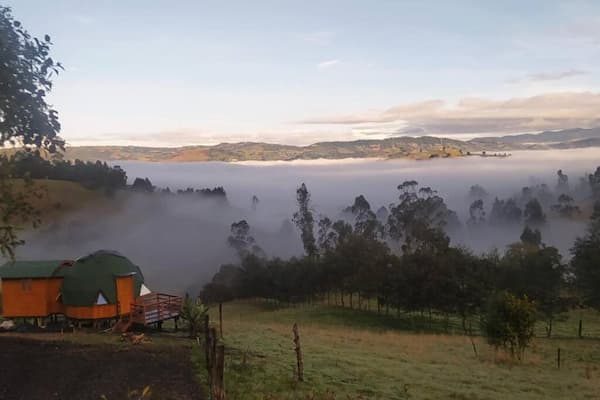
[200,301,600,400]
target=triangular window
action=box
[140,284,151,296]
[96,292,108,305]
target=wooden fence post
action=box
[213,344,225,400]
[557,347,561,369]
[204,314,211,368]
[219,302,223,339]
[292,323,304,382]
[578,319,583,338]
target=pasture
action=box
[201,301,600,399]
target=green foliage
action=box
[9,152,127,194]
[293,183,318,258]
[571,202,600,309]
[0,7,63,258]
[481,292,537,360]
[0,6,64,152]
[180,294,208,338]
[0,159,44,259]
[387,181,453,254]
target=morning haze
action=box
[2,1,600,399]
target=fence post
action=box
[213,344,225,400]
[292,323,304,382]
[204,314,211,368]
[578,319,583,338]
[557,347,561,369]
[219,303,223,339]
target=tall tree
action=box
[293,183,317,258]
[524,198,546,226]
[227,220,263,259]
[571,202,600,309]
[0,7,64,258]
[387,181,451,254]
[556,169,569,194]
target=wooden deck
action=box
[131,293,182,325]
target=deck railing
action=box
[131,293,182,325]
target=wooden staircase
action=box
[112,313,133,333]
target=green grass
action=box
[203,301,600,400]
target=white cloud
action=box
[317,59,340,69]
[509,69,587,83]
[300,92,600,136]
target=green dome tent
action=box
[61,250,145,307]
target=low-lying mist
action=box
[18,148,600,295]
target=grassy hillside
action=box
[200,301,600,399]
[30,180,116,221]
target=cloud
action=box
[300,92,600,136]
[317,59,340,69]
[509,69,587,83]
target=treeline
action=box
[130,177,228,201]
[7,152,127,194]
[8,152,229,201]
[202,173,600,339]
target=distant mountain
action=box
[55,127,600,162]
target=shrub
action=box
[181,294,208,338]
[481,292,536,360]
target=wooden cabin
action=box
[0,260,71,318]
[0,250,181,329]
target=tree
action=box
[524,198,546,226]
[481,292,537,360]
[347,195,381,240]
[251,195,259,211]
[489,198,522,225]
[131,177,154,192]
[520,226,541,247]
[589,167,600,200]
[571,202,600,309]
[468,184,488,201]
[387,181,452,254]
[0,7,64,258]
[292,183,317,259]
[556,169,569,193]
[227,220,263,258]
[467,199,486,228]
[551,194,580,218]
[503,228,564,337]
[0,6,64,152]
[180,294,209,338]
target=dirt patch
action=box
[0,336,204,400]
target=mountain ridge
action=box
[59,127,600,162]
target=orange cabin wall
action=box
[115,275,135,315]
[1,275,137,320]
[64,304,118,320]
[0,278,63,318]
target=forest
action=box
[201,166,600,343]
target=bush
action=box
[481,292,536,360]
[180,295,208,338]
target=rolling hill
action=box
[50,127,600,162]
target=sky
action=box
[6,0,600,146]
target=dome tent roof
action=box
[61,250,144,307]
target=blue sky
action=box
[6,0,600,146]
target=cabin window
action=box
[96,292,108,305]
[20,279,32,292]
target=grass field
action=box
[200,301,600,400]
